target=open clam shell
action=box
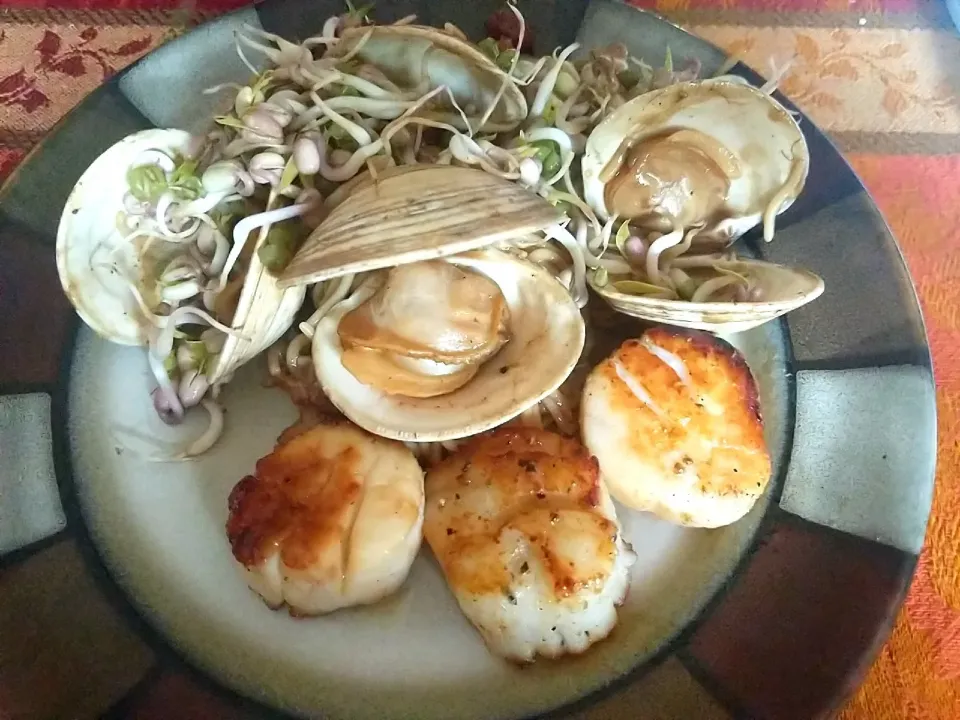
[56,128,198,345]
[332,24,527,133]
[311,249,585,442]
[56,127,305,380]
[589,258,824,334]
[279,165,562,288]
[208,246,306,384]
[581,78,809,246]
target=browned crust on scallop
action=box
[226,423,365,570]
[592,327,770,502]
[424,428,615,600]
[645,326,763,425]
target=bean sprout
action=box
[217,203,310,290]
[299,273,355,338]
[542,223,588,308]
[530,43,580,117]
[90,3,802,459]
[170,400,225,460]
[645,227,683,287]
[761,154,805,242]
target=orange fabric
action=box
[668,14,960,718]
[0,0,957,716]
[840,154,960,718]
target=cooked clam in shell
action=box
[582,78,809,246]
[577,77,822,332]
[311,249,585,442]
[331,24,528,133]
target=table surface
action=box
[0,0,957,718]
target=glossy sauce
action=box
[603,128,740,230]
[337,261,510,397]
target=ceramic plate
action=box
[0,1,937,718]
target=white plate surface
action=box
[68,320,788,719]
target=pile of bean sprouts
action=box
[112,1,789,460]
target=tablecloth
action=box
[0,0,956,717]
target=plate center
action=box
[66,316,789,719]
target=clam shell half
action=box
[56,128,305,381]
[333,24,527,133]
[279,165,563,288]
[56,128,197,345]
[582,79,809,246]
[312,249,585,442]
[589,258,824,334]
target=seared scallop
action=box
[337,260,510,398]
[581,328,771,528]
[226,422,424,614]
[423,428,636,662]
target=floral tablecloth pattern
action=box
[0,0,957,717]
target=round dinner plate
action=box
[0,1,937,719]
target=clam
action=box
[311,248,585,442]
[331,24,527,133]
[581,78,809,247]
[279,165,563,287]
[57,129,195,346]
[208,226,306,384]
[589,256,824,334]
[56,128,305,382]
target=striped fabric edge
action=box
[0,5,237,27]
[1,0,955,30]
[629,0,956,30]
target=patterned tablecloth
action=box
[0,0,956,717]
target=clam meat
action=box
[582,78,809,246]
[336,261,509,398]
[312,249,585,442]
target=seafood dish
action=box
[581,328,771,528]
[56,2,823,662]
[227,421,424,614]
[423,428,636,662]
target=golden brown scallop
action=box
[424,427,636,662]
[580,327,771,528]
[227,422,424,614]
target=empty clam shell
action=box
[279,165,563,288]
[56,127,305,381]
[589,258,824,333]
[56,128,198,345]
[311,249,585,442]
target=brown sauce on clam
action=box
[602,128,742,231]
[337,261,510,397]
